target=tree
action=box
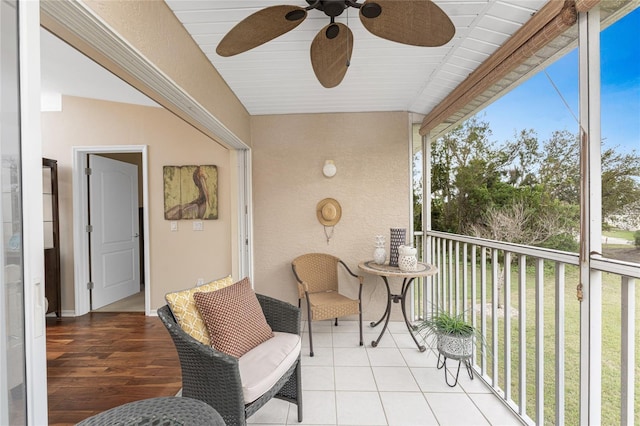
[601,147,640,220]
[538,131,640,222]
[430,116,495,233]
[430,116,639,253]
[469,197,577,249]
[501,129,541,187]
[538,130,580,205]
[432,121,581,248]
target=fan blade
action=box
[217,5,307,56]
[310,23,354,88]
[359,0,454,47]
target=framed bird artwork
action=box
[163,165,218,220]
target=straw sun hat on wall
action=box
[316,198,341,226]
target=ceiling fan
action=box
[216,0,455,88]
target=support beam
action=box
[423,132,433,313]
[578,6,602,425]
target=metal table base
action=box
[369,275,426,352]
[359,260,438,352]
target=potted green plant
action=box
[416,307,486,387]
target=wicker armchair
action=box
[291,253,363,356]
[157,294,302,426]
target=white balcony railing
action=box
[412,230,638,425]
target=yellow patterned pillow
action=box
[165,275,233,345]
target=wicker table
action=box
[76,396,226,425]
[359,260,438,352]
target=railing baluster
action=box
[418,233,424,319]
[463,242,468,322]
[471,244,477,365]
[445,240,453,312]
[455,241,460,315]
[535,258,545,424]
[413,233,423,320]
[448,239,453,312]
[621,276,635,424]
[421,234,424,319]
[437,237,442,309]
[519,254,527,417]
[492,248,499,386]
[481,246,487,375]
[435,237,441,309]
[504,251,512,402]
[425,237,440,316]
[445,238,449,309]
[555,262,565,425]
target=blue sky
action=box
[479,7,639,154]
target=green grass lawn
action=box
[603,228,636,241]
[510,265,639,425]
[422,259,639,425]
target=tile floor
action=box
[248,320,523,426]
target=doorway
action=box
[72,146,150,316]
[88,153,143,312]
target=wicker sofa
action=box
[157,294,302,426]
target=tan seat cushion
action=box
[308,291,359,321]
[194,277,274,358]
[165,275,233,345]
[239,332,301,403]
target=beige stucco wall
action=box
[251,112,413,321]
[42,96,233,312]
[42,0,252,147]
[39,2,417,321]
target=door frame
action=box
[235,149,254,282]
[72,145,150,316]
[17,1,49,423]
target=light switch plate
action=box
[193,221,203,231]
[170,221,178,231]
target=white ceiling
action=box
[40,0,634,139]
[164,0,548,116]
[41,29,159,108]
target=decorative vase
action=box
[389,228,406,267]
[398,245,418,271]
[373,235,386,265]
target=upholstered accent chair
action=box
[291,253,363,357]
[158,293,302,426]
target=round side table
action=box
[76,396,226,425]
[358,260,438,351]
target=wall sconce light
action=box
[322,160,337,178]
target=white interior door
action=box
[89,154,140,309]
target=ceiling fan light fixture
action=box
[322,0,347,17]
[361,2,381,19]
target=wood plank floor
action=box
[46,313,182,425]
